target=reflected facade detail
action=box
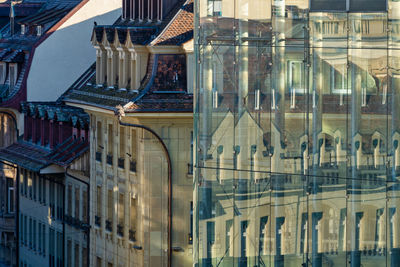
[194,0,400,266]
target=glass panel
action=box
[195,2,394,267]
[308,176,347,266]
[350,0,387,12]
[310,0,346,11]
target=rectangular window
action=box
[28,172,32,199]
[107,189,113,222]
[57,232,62,267]
[33,220,36,250]
[42,179,46,204]
[19,214,23,244]
[289,61,305,93]
[49,228,55,267]
[108,124,113,155]
[9,64,16,89]
[75,187,80,219]
[8,186,14,213]
[29,217,32,248]
[349,0,386,12]
[96,257,102,267]
[39,177,42,203]
[189,201,193,244]
[310,0,346,11]
[96,186,102,219]
[74,243,79,267]
[120,126,126,158]
[226,220,233,256]
[259,216,268,255]
[38,222,42,252]
[36,25,42,36]
[67,240,72,267]
[50,182,55,218]
[190,131,193,174]
[82,246,88,267]
[206,221,215,258]
[130,129,137,172]
[20,169,24,195]
[207,0,222,16]
[33,173,37,201]
[23,170,27,196]
[42,224,46,256]
[130,197,136,231]
[23,215,27,245]
[82,189,88,223]
[311,0,386,12]
[331,63,348,94]
[67,185,72,216]
[97,121,103,151]
[118,193,124,226]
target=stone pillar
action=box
[96,49,105,85]
[130,52,137,90]
[107,49,118,87]
[118,50,129,89]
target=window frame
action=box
[310,0,387,12]
[288,60,306,94]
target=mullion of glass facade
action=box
[194,0,400,267]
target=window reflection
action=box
[195,0,400,266]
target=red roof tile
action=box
[151,0,193,45]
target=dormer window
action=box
[0,62,6,84]
[9,64,17,89]
[21,24,26,35]
[37,25,42,36]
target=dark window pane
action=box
[310,0,346,11]
[349,0,386,12]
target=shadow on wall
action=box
[27,4,121,102]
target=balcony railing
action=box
[130,160,136,172]
[129,229,136,242]
[105,220,112,232]
[96,151,102,162]
[95,216,101,227]
[118,157,125,169]
[117,224,124,237]
[106,154,113,165]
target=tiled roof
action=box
[63,0,193,112]
[21,101,89,126]
[0,142,49,171]
[92,0,190,46]
[47,136,89,166]
[63,54,193,113]
[3,49,25,63]
[0,136,89,171]
[61,62,136,110]
[151,0,193,46]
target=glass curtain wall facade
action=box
[194,0,400,266]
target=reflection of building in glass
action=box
[194,0,400,266]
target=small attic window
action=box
[21,25,25,35]
[152,54,187,93]
[37,26,42,36]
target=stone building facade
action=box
[63,0,194,266]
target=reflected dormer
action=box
[122,0,180,22]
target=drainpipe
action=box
[116,107,172,267]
